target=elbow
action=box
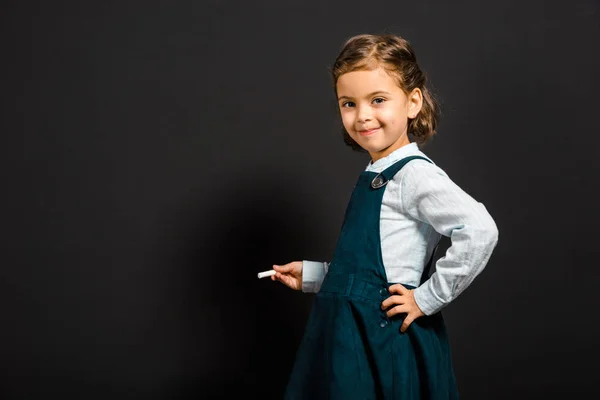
[468,216,499,251]
[473,202,499,248]
[484,220,498,249]
[487,217,499,248]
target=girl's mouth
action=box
[358,128,380,137]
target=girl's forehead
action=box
[336,68,401,93]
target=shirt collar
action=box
[365,142,421,172]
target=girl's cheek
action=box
[342,116,353,129]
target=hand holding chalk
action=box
[263,262,303,291]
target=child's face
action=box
[336,67,422,162]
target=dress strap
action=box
[370,155,432,189]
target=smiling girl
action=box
[271,34,499,399]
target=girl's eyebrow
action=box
[337,91,392,101]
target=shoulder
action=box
[393,155,450,187]
[391,155,467,212]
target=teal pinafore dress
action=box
[285,156,459,400]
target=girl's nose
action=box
[357,106,373,122]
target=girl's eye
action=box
[373,97,385,104]
[341,101,355,108]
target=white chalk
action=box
[257,269,276,279]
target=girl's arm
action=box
[400,161,499,316]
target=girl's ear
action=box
[408,88,423,119]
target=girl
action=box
[271,34,498,399]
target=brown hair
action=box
[331,34,440,151]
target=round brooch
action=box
[371,174,388,189]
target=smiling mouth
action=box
[357,128,380,137]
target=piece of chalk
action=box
[257,270,276,279]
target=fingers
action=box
[383,304,417,332]
[272,264,295,283]
[380,287,423,333]
[272,264,286,273]
[273,263,295,273]
[401,315,416,333]
[272,271,287,283]
[381,295,405,311]
[276,273,290,286]
[385,304,409,318]
[271,270,300,290]
[388,284,408,295]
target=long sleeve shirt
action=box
[302,143,499,316]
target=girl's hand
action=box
[271,262,303,291]
[381,284,425,333]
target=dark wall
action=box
[1,1,598,399]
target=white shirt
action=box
[302,143,499,316]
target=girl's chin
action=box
[356,139,384,152]
[361,145,386,155]
[360,142,403,157]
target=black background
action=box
[1,1,599,399]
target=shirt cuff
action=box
[301,260,328,293]
[413,282,447,316]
